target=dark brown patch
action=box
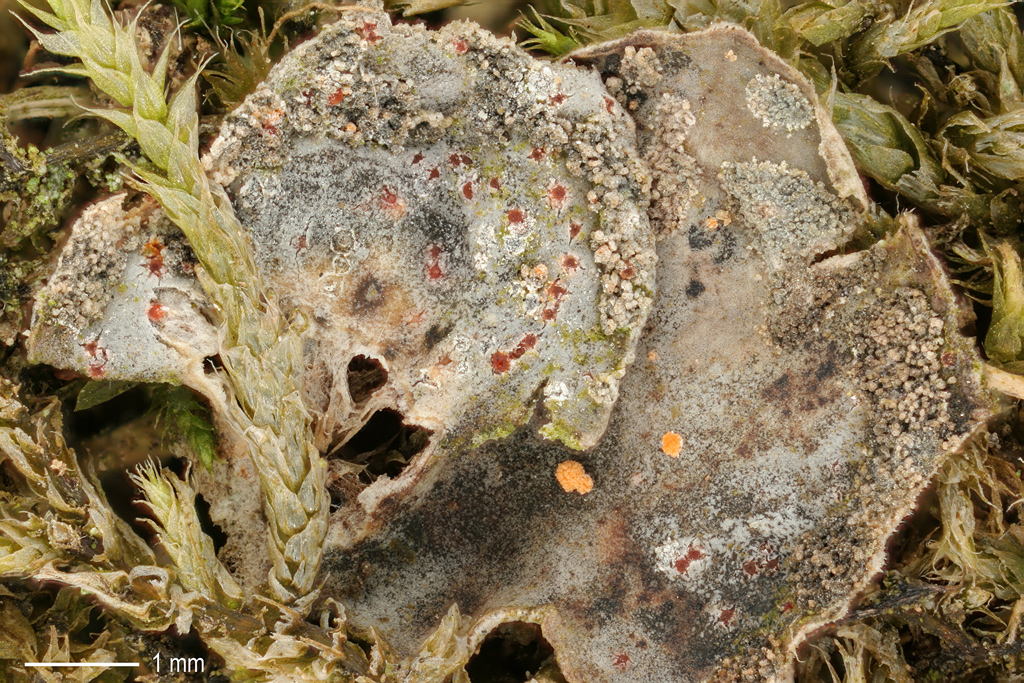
[353,276,386,314]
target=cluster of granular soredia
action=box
[854,288,955,445]
[205,9,656,453]
[636,91,700,238]
[598,39,702,240]
[719,159,857,268]
[705,227,988,683]
[604,45,665,106]
[34,196,151,333]
[744,73,814,133]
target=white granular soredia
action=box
[745,73,813,133]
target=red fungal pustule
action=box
[412,152,424,164]
[327,89,346,106]
[489,177,501,190]
[673,546,704,574]
[452,37,468,54]
[613,653,631,670]
[559,254,580,272]
[717,608,735,628]
[81,339,108,379]
[619,263,636,280]
[448,153,473,168]
[604,96,616,113]
[550,92,567,105]
[462,182,474,200]
[541,308,557,322]
[743,559,759,577]
[293,233,308,254]
[428,168,441,180]
[546,279,568,301]
[259,108,283,136]
[490,351,511,374]
[509,333,537,360]
[507,208,525,225]
[425,244,445,280]
[569,221,583,240]
[781,602,794,613]
[141,238,165,277]
[547,182,568,210]
[147,302,167,323]
[764,558,779,573]
[358,21,380,43]
[379,186,406,219]
[82,339,102,359]
[529,147,546,162]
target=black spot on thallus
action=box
[687,224,713,250]
[815,359,836,380]
[685,279,705,299]
[425,322,454,351]
[600,53,622,77]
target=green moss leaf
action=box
[985,241,1024,366]
[151,385,218,470]
[75,380,137,411]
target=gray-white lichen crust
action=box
[206,10,655,454]
[23,13,998,683]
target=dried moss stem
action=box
[19,0,328,608]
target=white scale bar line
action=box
[25,663,139,667]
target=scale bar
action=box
[26,663,138,668]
